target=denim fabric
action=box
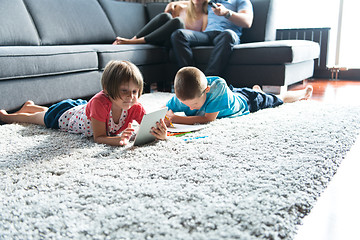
[44,99,87,129]
[230,85,283,113]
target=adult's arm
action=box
[201,14,208,31]
[212,4,253,28]
[165,1,189,18]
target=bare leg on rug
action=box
[0,101,47,125]
[252,85,313,103]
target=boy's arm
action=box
[171,112,219,125]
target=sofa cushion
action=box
[0,46,98,80]
[0,0,40,46]
[23,0,116,45]
[0,72,102,111]
[92,45,168,70]
[98,0,148,39]
[193,40,320,65]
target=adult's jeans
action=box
[171,29,240,76]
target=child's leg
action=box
[252,85,264,93]
[252,85,313,103]
[278,85,313,103]
[0,101,47,125]
[0,110,46,125]
[17,100,48,113]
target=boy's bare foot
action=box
[280,85,314,103]
[302,85,313,100]
[252,85,265,93]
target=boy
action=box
[165,66,313,125]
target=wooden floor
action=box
[292,78,360,240]
[289,78,360,104]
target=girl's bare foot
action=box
[0,109,8,123]
[18,100,35,113]
[17,101,48,113]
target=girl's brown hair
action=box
[101,60,144,99]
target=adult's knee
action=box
[171,17,185,29]
[171,29,185,42]
[159,12,173,22]
[217,30,239,45]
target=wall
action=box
[275,0,339,67]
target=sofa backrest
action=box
[146,2,167,20]
[23,0,116,45]
[98,0,148,39]
[0,0,40,46]
[241,0,277,43]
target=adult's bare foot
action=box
[113,37,128,45]
[112,36,145,45]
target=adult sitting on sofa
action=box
[171,0,254,76]
[0,0,319,114]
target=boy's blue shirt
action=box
[166,76,249,118]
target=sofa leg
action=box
[280,85,288,96]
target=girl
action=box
[0,60,167,146]
[112,0,208,46]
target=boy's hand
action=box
[151,119,167,140]
[165,110,175,127]
[119,122,135,145]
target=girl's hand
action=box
[151,119,167,140]
[119,122,135,145]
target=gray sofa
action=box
[0,0,319,112]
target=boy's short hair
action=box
[174,67,207,100]
[101,60,144,99]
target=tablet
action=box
[133,107,168,146]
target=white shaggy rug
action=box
[1,92,360,240]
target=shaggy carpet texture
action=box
[1,92,360,240]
